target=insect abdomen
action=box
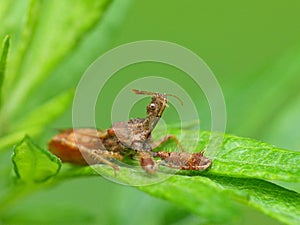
[155,151,212,170]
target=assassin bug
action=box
[48,89,212,174]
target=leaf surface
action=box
[4,0,113,118]
[139,175,300,225]
[12,136,61,183]
[156,129,300,182]
[8,128,300,224]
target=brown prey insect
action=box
[48,89,212,174]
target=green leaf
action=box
[4,0,113,118]
[209,133,300,182]
[0,35,10,106]
[38,0,133,98]
[12,89,74,130]
[139,175,240,224]
[7,127,300,224]
[56,164,239,223]
[158,129,300,182]
[139,175,300,225]
[57,164,300,225]
[12,136,61,183]
[4,0,41,93]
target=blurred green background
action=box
[1,0,300,224]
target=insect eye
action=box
[149,103,156,109]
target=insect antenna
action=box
[132,89,157,96]
[165,93,183,105]
[132,89,183,105]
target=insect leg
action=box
[151,134,185,151]
[154,150,212,171]
[80,147,121,175]
[137,151,157,174]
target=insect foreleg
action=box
[137,151,157,174]
[79,147,121,175]
[151,134,185,151]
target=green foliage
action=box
[208,133,300,182]
[3,0,112,119]
[0,0,120,140]
[0,1,300,225]
[12,136,61,183]
[139,175,300,225]
[156,130,300,182]
[0,0,134,223]
[0,35,10,105]
[3,129,299,224]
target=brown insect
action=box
[154,151,212,170]
[48,89,212,174]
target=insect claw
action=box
[112,165,120,177]
[156,159,161,169]
[138,151,157,174]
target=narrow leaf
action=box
[56,164,300,224]
[158,129,300,182]
[4,0,41,93]
[210,176,300,225]
[14,128,300,224]
[12,89,74,130]
[139,176,239,224]
[139,175,300,225]
[0,35,10,105]
[17,127,299,224]
[50,128,300,183]
[56,164,239,223]
[209,134,300,182]
[5,0,113,118]
[12,136,61,183]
